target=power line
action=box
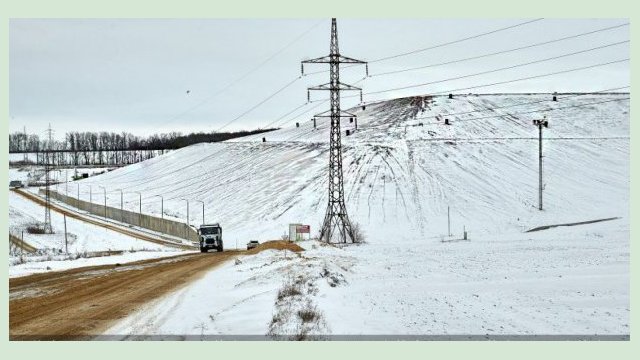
[419,97,630,126]
[441,86,630,118]
[371,23,629,77]
[216,76,301,132]
[363,42,628,96]
[429,59,629,96]
[303,19,545,76]
[258,102,308,130]
[371,19,544,63]
[154,20,323,131]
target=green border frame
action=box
[1,0,635,358]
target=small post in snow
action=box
[64,213,68,254]
[21,230,24,256]
[447,206,451,237]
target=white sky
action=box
[9,18,629,139]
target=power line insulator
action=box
[449,94,453,99]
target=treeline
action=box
[8,128,275,153]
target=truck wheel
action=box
[200,247,207,253]
[218,245,223,252]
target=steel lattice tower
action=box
[301,18,367,243]
[43,124,53,234]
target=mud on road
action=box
[10,251,241,340]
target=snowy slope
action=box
[78,93,629,244]
[87,93,628,336]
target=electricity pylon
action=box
[43,123,54,233]
[301,18,368,243]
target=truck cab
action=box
[198,224,223,253]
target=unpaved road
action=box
[10,251,241,340]
[12,189,193,250]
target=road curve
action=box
[10,250,241,340]
[12,188,193,250]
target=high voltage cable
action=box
[393,97,630,128]
[371,23,629,77]
[442,86,629,118]
[430,59,629,96]
[260,102,308,130]
[216,76,301,132]
[349,58,630,102]
[303,18,545,76]
[153,20,323,131]
[370,19,545,63]
[362,42,628,96]
[93,95,630,205]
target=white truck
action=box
[198,223,223,253]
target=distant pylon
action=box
[301,18,367,244]
[43,123,54,234]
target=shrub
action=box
[26,225,46,234]
[277,283,302,301]
[297,308,320,323]
[351,222,366,243]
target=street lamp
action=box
[153,195,163,219]
[134,191,142,226]
[181,198,190,240]
[195,200,205,226]
[116,189,123,222]
[181,198,190,227]
[98,185,107,219]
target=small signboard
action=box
[297,225,310,233]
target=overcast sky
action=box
[9,18,629,139]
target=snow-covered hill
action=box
[79,93,630,244]
[92,92,629,336]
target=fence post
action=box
[64,214,68,254]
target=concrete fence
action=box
[40,189,200,243]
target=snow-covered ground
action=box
[9,250,189,278]
[9,166,115,186]
[28,93,630,336]
[8,190,188,277]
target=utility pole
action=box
[533,116,549,211]
[302,18,368,244]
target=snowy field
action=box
[9,166,115,185]
[24,93,630,336]
[8,191,188,277]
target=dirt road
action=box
[10,251,241,340]
[12,189,193,250]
